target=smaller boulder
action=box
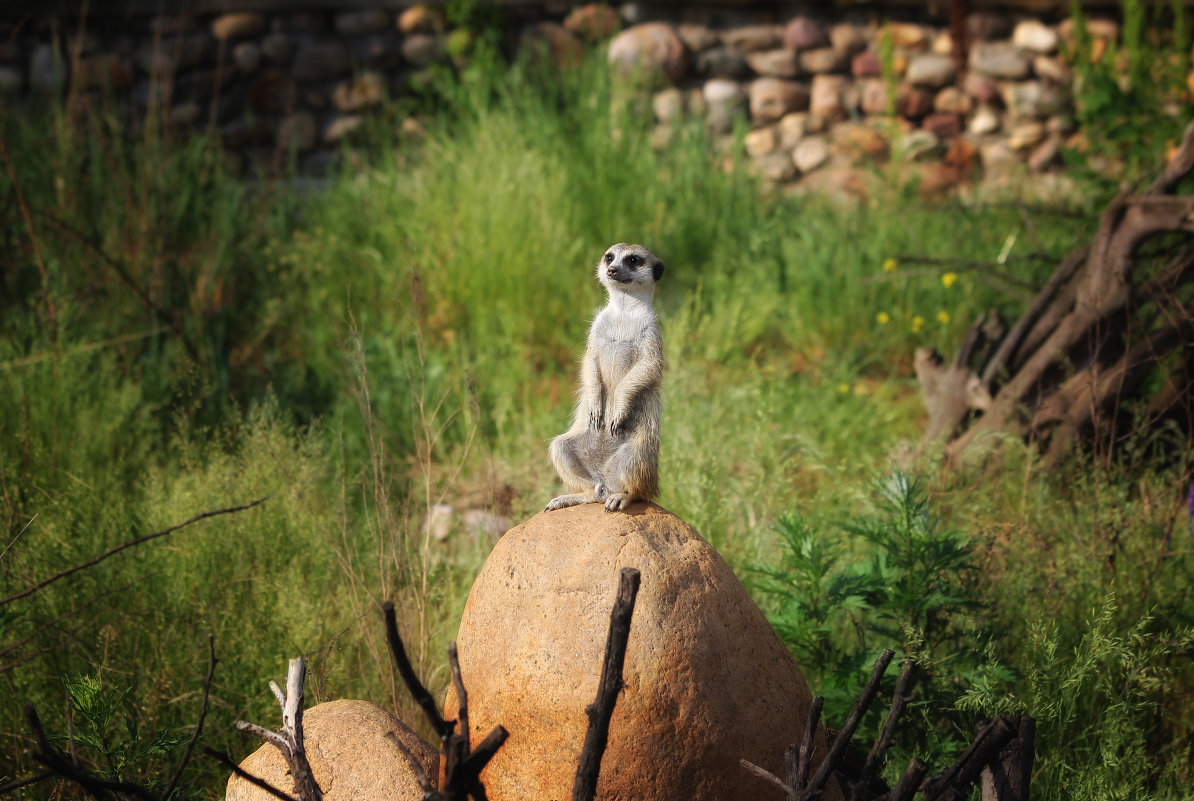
[226,700,437,801]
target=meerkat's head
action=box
[597,243,665,297]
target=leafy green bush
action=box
[753,471,993,769]
[960,598,1193,800]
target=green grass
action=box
[2,50,1191,798]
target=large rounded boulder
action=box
[226,700,437,801]
[444,502,837,801]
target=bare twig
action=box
[202,747,299,801]
[921,716,1018,801]
[857,659,915,791]
[740,759,797,800]
[572,567,641,801]
[1,497,269,606]
[800,649,895,801]
[159,635,216,801]
[889,758,929,801]
[0,770,54,794]
[382,601,450,740]
[382,603,508,801]
[235,659,322,801]
[794,695,824,790]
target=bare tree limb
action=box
[889,758,929,801]
[159,635,216,801]
[857,659,915,792]
[202,748,299,801]
[235,659,322,801]
[794,695,824,790]
[800,649,895,801]
[382,601,450,741]
[922,716,1018,801]
[572,567,641,801]
[1,497,269,606]
[740,759,797,800]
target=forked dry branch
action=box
[916,120,1194,464]
[740,653,1035,801]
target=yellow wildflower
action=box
[837,383,851,394]
[876,311,891,325]
[941,271,958,288]
[882,258,899,273]
[936,310,950,324]
[911,315,925,332]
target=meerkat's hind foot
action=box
[545,492,596,512]
[604,492,636,512]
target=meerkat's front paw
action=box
[546,492,591,511]
[605,409,627,437]
[604,493,632,512]
[587,404,603,433]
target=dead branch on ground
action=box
[915,120,1194,464]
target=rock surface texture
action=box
[444,502,836,801]
[225,700,437,801]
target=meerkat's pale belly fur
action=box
[546,243,664,513]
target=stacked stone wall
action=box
[0,2,1181,194]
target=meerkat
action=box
[546,243,665,513]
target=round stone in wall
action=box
[608,22,687,83]
[933,86,972,115]
[1012,20,1058,54]
[1008,121,1046,151]
[745,125,779,157]
[968,105,1001,135]
[211,12,264,41]
[809,74,849,120]
[793,135,830,173]
[652,87,685,123]
[784,16,828,50]
[969,42,1031,80]
[398,5,444,35]
[852,50,882,78]
[800,47,849,75]
[722,25,784,52]
[749,77,810,123]
[906,53,954,88]
[677,23,719,53]
[564,3,622,41]
[829,23,868,55]
[746,49,800,78]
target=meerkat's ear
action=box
[653,260,665,282]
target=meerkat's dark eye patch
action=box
[625,254,642,268]
[604,252,614,264]
[653,260,665,281]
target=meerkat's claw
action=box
[604,493,631,512]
